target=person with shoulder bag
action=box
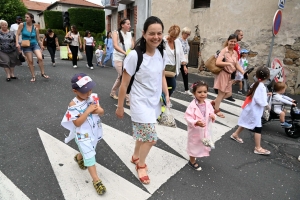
[164,25,187,97]
[211,34,245,118]
[110,18,134,106]
[16,12,49,82]
[66,25,82,69]
[42,29,60,67]
[83,30,95,70]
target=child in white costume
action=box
[95,45,104,66]
[272,81,296,128]
[61,73,106,195]
[231,67,271,155]
[235,49,249,94]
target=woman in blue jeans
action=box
[164,25,187,96]
[16,13,49,82]
[102,31,114,67]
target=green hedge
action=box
[68,8,105,33]
[44,10,63,30]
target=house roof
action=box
[47,0,104,9]
[21,0,50,11]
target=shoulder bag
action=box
[21,23,33,47]
[43,34,47,46]
[165,42,177,77]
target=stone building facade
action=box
[103,0,300,93]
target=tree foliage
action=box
[44,10,63,30]
[0,0,27,25]
[68,8,105,33]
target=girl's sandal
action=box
[30,77,36,82]
[136,164,150,184]
[214,109,225,118]
[41,73,49,79]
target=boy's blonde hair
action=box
[274,82,286,92]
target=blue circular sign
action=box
[273,10,282,36]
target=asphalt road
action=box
[0,50,299,200]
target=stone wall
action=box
[151,0,300,94]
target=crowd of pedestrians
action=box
[3,13,297,197]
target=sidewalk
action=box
[185,67,300,102]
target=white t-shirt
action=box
[95,49,103,57]
[10,23,22,42]
[113,30,132,61]
[84,36,93,46]
[124,49,168,123]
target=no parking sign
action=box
[271,58,285,82]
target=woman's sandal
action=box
[131,156,139,165]
[41,73,49,79]
[136,164,150,184]
[254,147,271,155]
[30,77,36,82]
[230,134,244,144]
[214,109,225,118]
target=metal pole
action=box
[267,35,275,68]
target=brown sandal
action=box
[136,164,150,184]
[214,109,225,118]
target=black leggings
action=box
[69,45,78,66]
[47,46,56,63]
[180,65,189,91]
[85,45,94,67]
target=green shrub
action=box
[68,8,105,33]
[44,10,63,30]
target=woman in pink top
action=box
[212,34,245,118]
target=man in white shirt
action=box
[10,16,23,45]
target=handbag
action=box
[21,23,33,47]
[204,55,222,74]
[17,52,26,62]
[165,42,177,77]
[63,37,72,44]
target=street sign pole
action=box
[267,35,275,68]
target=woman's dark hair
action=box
[134,16,165,53]
[71,25,78,34]
[191,81,209,93]
[223,34,238,47]
[85,30,91,37]
[118,18,129,45]
[25,12,35,24]
[247,66,270,98]
[47,28,53,34]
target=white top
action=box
[113,30,132,61]
[84,36,93,46]
[69,32,80,46]
[95,49,104,57]
[272,93,293,111]
[164,37,186,75]
[10,23,22,42]
[238,82,268,129]
[61,93,103,159]
[124,49,168,123]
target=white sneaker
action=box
[185,90,193,96]
[86,64,89,68]
[90,66,94,70]
[73,65,77,68]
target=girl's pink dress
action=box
[184,99,215,157]
[213,47,238,93]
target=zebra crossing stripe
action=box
[0,171,30,200]
[102,123,187,194]
[37,128,151,200]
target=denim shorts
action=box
[22,43,40,53]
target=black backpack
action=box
[124,46,164,94]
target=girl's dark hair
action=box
[25,12,35,24]
[71,25,78,34]
[134,16,165,53]
[191,81,209,93]
[85,30,91,37]
[118,18,129,45]
[106,31,111,45]
[223,34,238,47]
[247,66,270,98]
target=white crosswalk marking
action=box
[0,171,30,200]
